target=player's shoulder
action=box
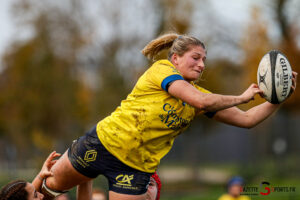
[191,82,212,94]
[150,59,179,73]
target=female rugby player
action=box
[41,33,297,200]
[0,151,93,200]
[0,151,60,200]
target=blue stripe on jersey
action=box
[161,74,184,91]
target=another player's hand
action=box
[240,83,264,103]
[38,151,61,180]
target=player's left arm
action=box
[212,71,297,128]
[212,103,279,128]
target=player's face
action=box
[173,45,206,82]
[146,177,158,200]
[228,184,242,198]
[25,183,44,200]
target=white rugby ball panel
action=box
[274,53,292,103]
[257,50,292,104]
[257,53,272,102]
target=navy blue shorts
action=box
[67,126,152,195]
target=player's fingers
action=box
[252,83,259,88]
[53,153,61,158]
[291,76,297,90]
[51,160,58,165]
[292,77,295,85]
[292,71,298,77]
[257,87,263,93]
[249,83,257,89]
[44,152,61,167]
[291,84,296,92]
[254,88,263,94]
[292,71,297,82]
[49,153,61,161]
[44,171,53,177]
[259,92,264,98]
[45,151,56,163]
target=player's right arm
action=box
[168,80,263,112]
[212,71,297,128]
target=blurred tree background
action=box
[0,0,299,199]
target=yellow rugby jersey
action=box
[218,194,251,200]
[97,59,213,173]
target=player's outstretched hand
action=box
[240,83,264,103]
[38,151,61,180]
[289,71,297,97]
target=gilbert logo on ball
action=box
[257,50,293,104]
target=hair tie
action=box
[5,181,26,193]
[175,35,183,42]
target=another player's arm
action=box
[32,151,61,191]
[76,180,93,200]
[168,80,262,112]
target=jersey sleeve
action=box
[193,84,217,118]
[147,60,184,92]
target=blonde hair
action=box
[141,33,206,60]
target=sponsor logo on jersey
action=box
[159,103,190,131]
[84,150,97,162]
[116,174,134,186]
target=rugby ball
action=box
[257,50,293,104]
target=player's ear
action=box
[172,53,179,65]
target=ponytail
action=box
[142,33,206,61]
[141,33,179,60]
